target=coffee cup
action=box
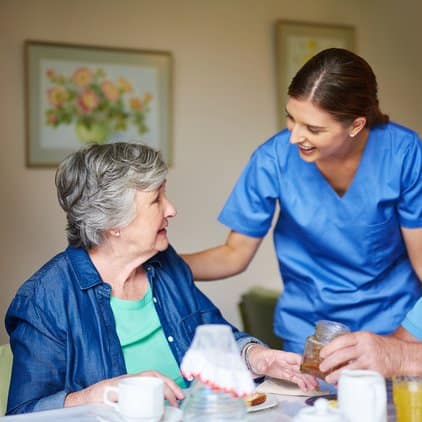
[104,376,164,421]
[338,369,386,422]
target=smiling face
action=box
[118,182,176,260]
[286,97,365,164]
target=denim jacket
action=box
[5,245,257,414]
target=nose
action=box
[165,197,177,218]
[289,124,306,145]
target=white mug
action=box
[104,376,164,421]
[338,369,387,422]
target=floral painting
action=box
[26,42,172,167]
[45,67,152,144]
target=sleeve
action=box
[401,297,422,341]
[398,134,422,228]
[218,142,281,238]
[5,294,68,414]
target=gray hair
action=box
[55,142,168,249]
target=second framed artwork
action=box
[25,41,173,167]
[275,21,355,127]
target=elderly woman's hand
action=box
[319,331,408,384]
[246,344,318,392]
[137,370,185,406]
[64,371,184,408]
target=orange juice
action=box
[393,378,422,422]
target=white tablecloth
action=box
[0,394,396,421]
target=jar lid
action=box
[315,320,350,342]
[293,398,342,422]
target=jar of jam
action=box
[300,320,350,379]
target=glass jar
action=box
[300,320,350,378]
[182,378,247,421]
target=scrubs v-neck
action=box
[218,123,422,353]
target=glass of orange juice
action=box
[393,376,422,422]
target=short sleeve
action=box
[218,139,281,238]
[401,297,422,340]
[398,135,422,228]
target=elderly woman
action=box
[6,143,316,415]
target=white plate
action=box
[246,394,279,413]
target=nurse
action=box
[182,48,422,353]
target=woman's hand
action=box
[137,370,184,406]
[246,344,318,392]
[64,371,184,408]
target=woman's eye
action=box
[307,127,320,134]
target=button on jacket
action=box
[6,245,256,414]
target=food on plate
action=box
[244,392,267,407]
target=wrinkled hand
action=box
[247,344,318,392]
[320,331,407,384]
[65,370,184,408]
[137,370,184,406]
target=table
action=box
[0,394,397,421]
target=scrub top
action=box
[219,122,422,353]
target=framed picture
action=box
[275,21,355,127]
[25,41,173,167]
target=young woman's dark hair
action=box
[288,48,389,128]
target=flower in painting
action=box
[118,77,133,93]
[47,86,69,107]
[101,81,120,102]
[78,89,100,113]
[130,92,153,135]
[130,97,143,112]
[46,110,58,125]
[46,69,56,81]
[72,67,93,88]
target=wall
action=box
[0,0,421,344]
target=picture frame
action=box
[25,41,173,167]
[275,21,355,127]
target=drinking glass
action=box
[393,376,422,422]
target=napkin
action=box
[256,378,329,397]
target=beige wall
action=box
[0,0,421,344]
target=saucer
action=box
[246,394,278,413]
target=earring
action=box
[112,230,120,237]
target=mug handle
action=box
[103,386,119,410]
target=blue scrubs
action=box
[219,123,422,353]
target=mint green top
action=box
[110,287,186,388]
